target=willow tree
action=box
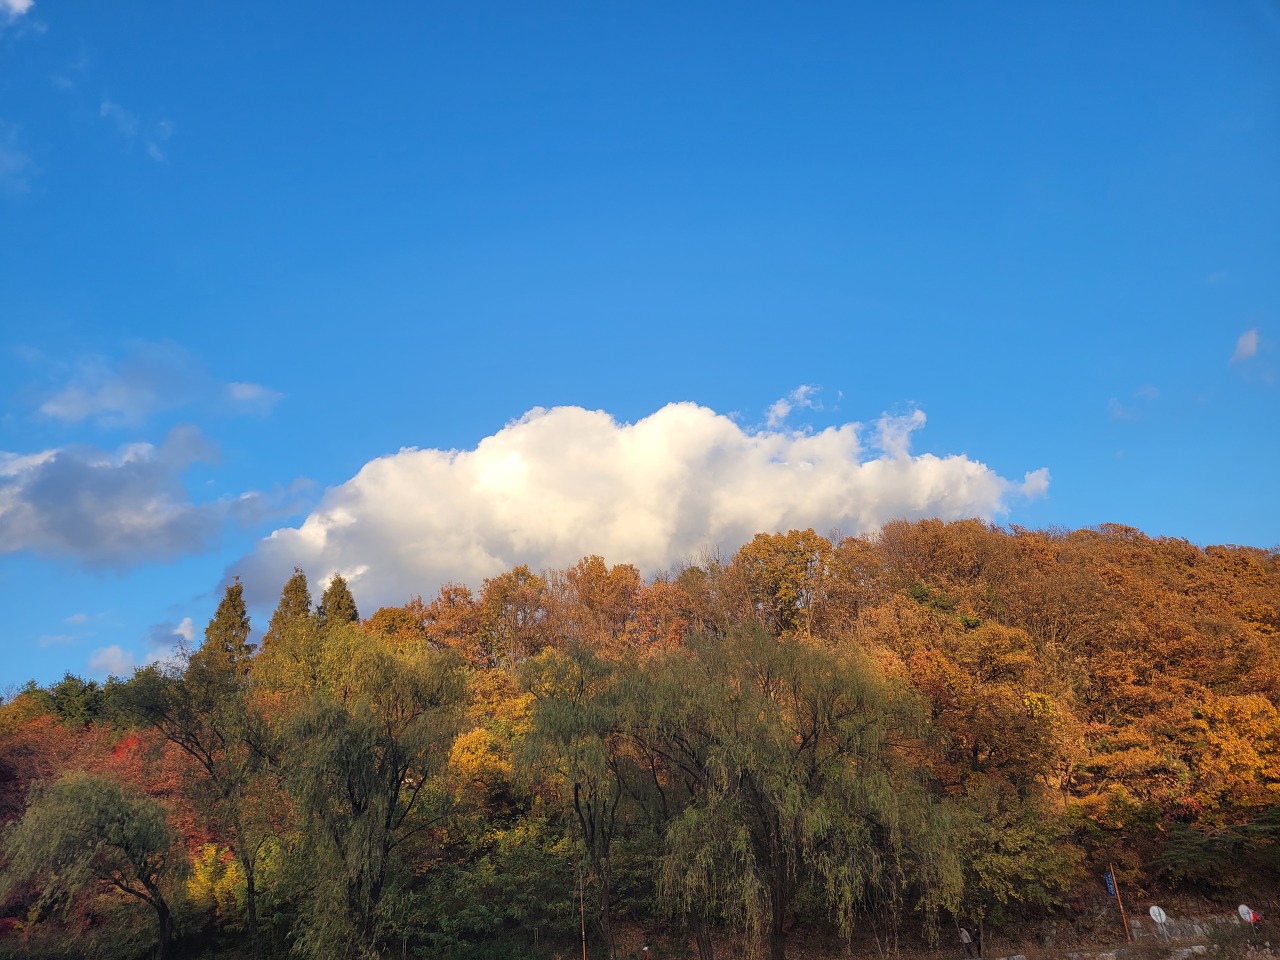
[644,626,959,960]
[282,621,466,960]
[521,644,634,960]
[0,772,185,960]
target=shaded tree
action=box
[0,772,185,960]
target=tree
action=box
[282,622,466,959]
[262,567,314,650]
[119,580,277,959]
[522,645,631,958]
[547,556,643,650]
[317,574,359,632]
[204,577,255,679]
[733,530,833,637]
[643,627,959,960]
[0,772,185,960]
[479,565,550,666]
[255,568,324,700]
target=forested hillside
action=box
[2,520,1278,960]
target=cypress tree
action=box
[317,574,359,631]
[262,567,313,649]
[203,578,254,677]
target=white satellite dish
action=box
[1240,905,1255,923]
[1150,906,1167,924]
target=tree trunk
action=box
[768,849,788,960]
[596,856,616,959]
[694,916,715,960]
[153,897,173,960]
[240,847,263,960]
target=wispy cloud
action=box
[765,384,823,429]
[0,0,34,20]
[100,99,139,137]
[51,54,90,92]
[0,120,35,196]
[146,120,173,161]
[37,341,282,426]
[1232,328,1259,363]
[238,401,1050,614]
[99,98,173,163]
[1109,385,1160,421]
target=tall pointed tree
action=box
[203,576,255,678]
[263,567,314,649]
[120,580,277,960]
[317,574,359,632]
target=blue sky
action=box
[2,1,1277,688]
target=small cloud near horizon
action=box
[88,645,134,678]
[89,616,195,679]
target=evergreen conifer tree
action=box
[317,574,359,631]
[262,567,313,649]
[202,578,254,677]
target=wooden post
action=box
[1109,864,1132,944]
[580,865,589,960]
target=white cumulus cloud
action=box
[237,402,1050,613]
[0,0,33,18]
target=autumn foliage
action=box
[1,521,1278,960]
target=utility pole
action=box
[1107,864,1132,944]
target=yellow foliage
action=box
[187,843,244,919]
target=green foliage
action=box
[417,818,577,959]
[1154,809,1280,888]
[262,567,314,650]
[646,627,961,959]
[30,673,112,726]
[0,771,185,960]
[950,778,1078,924]
[316,574,359,632]
[280,626,466,959]
[204,578,255,677]
[521,643,630,957]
